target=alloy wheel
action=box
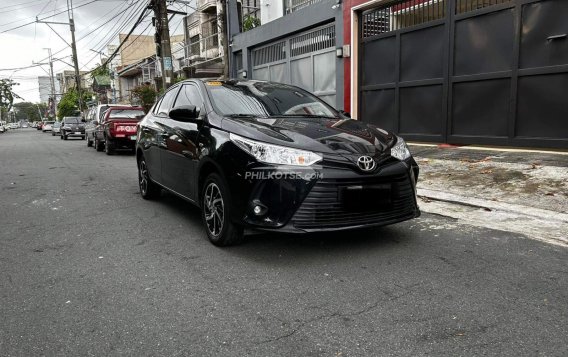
[138,160,149,195]
[203,183,224,237]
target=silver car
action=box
[42,121,55,132]
[51,122,62,136]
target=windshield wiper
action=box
[226,114,269,118]
[270,114,338,119]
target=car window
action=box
[107,109,145,119]
[174,84,203,110]
[63,117,81,124]
[205,82,338,118]
[156,88,180,116]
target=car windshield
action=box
[64,118,81,124]
[205,82,339,118]
[108,109,145,119]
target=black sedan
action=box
[136,79,420,246]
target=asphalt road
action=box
[1,129,567,356]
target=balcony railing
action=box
[184,32,220,67]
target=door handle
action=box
[547,34,567,41]
[182,150,194,159]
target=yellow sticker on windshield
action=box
[206,81,223,86]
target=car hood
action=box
[221,116,396,155]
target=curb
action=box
[417,188,568,224]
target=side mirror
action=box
[169,105,200,122]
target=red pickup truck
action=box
[94,106,145,155]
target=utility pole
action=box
[67,0,83,113]
[44,48,57,117]
[217,0,229,78]
[36,0,83,114]
[151,0,174,89]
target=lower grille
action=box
[291,174,416,229]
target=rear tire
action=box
[95,138,103,152]
[105,138,113,155]
[201,173,244,247]
[138,156,160,200]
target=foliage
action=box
[13,102,47,122]
[0,79,20,112]
[57,88,94,119]
[91,66,110,79]
[131,84,158,113]
[243,15,261,32]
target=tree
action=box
[57,88,93,119]
[131,84,158,113]
[13,102,47,122]
[0,79,21,121]
[242,15,261,32]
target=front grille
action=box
[291,174,416,229]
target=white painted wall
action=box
[260,0,284,25]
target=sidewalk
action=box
[409,144,568,246]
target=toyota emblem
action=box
[357,156,376,172]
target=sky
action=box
[0,0,191,103]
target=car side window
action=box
[156,88,180,116]
[174,84,204,110]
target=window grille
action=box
[252,41,286,66]
[362,0,447,38]
[456,0,511,14]
[290,25,336,57]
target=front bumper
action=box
[226,155,420,233]
[63,130,85,137]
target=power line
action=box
[0,0,96,34]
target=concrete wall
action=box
[119,34,185,67]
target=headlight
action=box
[230,133,322,166]
[391,136,411,161]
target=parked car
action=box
[42,121,55,132]
[136,79,420,246]
[85,119,97,147]
[0,124,5,133]
[94,106,145,154]
[51,122,61,136]
[60,117,85,140]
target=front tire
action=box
[138,156,160,199]
[201,173,244,246]
[87,135,93,147]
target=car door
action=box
[160,83,204,201]
[147,86,182,189]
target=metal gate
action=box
[251,24,337,106]
[359,0,568,148]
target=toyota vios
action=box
[136,79,420,246]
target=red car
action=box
[94,106,145,155]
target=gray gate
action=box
[359,0,568,148]
[251,24,337,106]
